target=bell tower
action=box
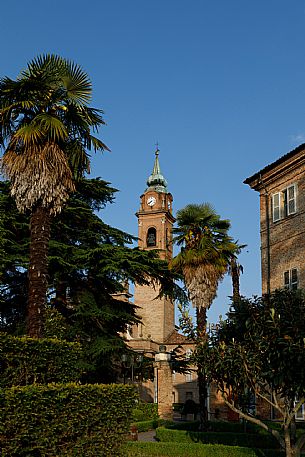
[133,147,175,343]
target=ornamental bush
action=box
[0,383,137,457]
[0,333,82,386]
[155,427,279,449]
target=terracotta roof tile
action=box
[164,329,192,345]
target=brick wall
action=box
[259,158,305,293]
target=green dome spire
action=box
[146,146,168,193]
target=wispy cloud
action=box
[290,133,305,144]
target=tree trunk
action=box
[27,205,51,338]
[284,426,301,457]
[230,258,240,303]
[196,306,209,431]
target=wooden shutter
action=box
[272,193,281,222]
[284,271,290,288]
[291,268,298,289]
[287,184,296,215]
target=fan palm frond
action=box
[90,135,109,152]
[32,113,68,142]
[171,203,239,310]
[65,139,91,178]
[12,123,45,146]
[61,59,92,106]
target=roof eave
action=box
[244,143,305,190]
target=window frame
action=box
[284,268,298,290]
[146,227,157,247]
[271,183,297,222]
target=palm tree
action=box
[171,203,239,429]
[0,55,109,338]
[228,250,244,303]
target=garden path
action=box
[138,430,156,442]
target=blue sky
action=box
[1,0,305,323]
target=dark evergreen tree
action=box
[0,179,186,382]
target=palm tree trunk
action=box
[196,306,209,431]
[27,205,51,338]
[230,258,240,303]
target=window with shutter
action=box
[284,269,298,289]
[272,183,297,221]
[272,193,281,222]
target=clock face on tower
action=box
[147,196,156,207]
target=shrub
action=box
[155,427,279,449]
[0,383,137,456]
[132,402,159,421]
[124,442,284,457]
[0,333,82,386]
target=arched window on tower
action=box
[147,227,157,247]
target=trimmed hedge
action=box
[124,442,285,457]
[0,383,137,456]
[166,420,201,431]
[133,419,161,432]
[132,419,170,432]
[0,333,82,386]
[166,420,262,433]
[155,427,279,449]
[132,402,159,421]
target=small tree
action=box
[198,289,305,457]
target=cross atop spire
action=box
[155,141,160,155]
[146,146,168,193]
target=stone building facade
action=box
[244,144,305,294]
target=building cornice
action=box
[244,145,305,191]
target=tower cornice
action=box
[136,209,176,223]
